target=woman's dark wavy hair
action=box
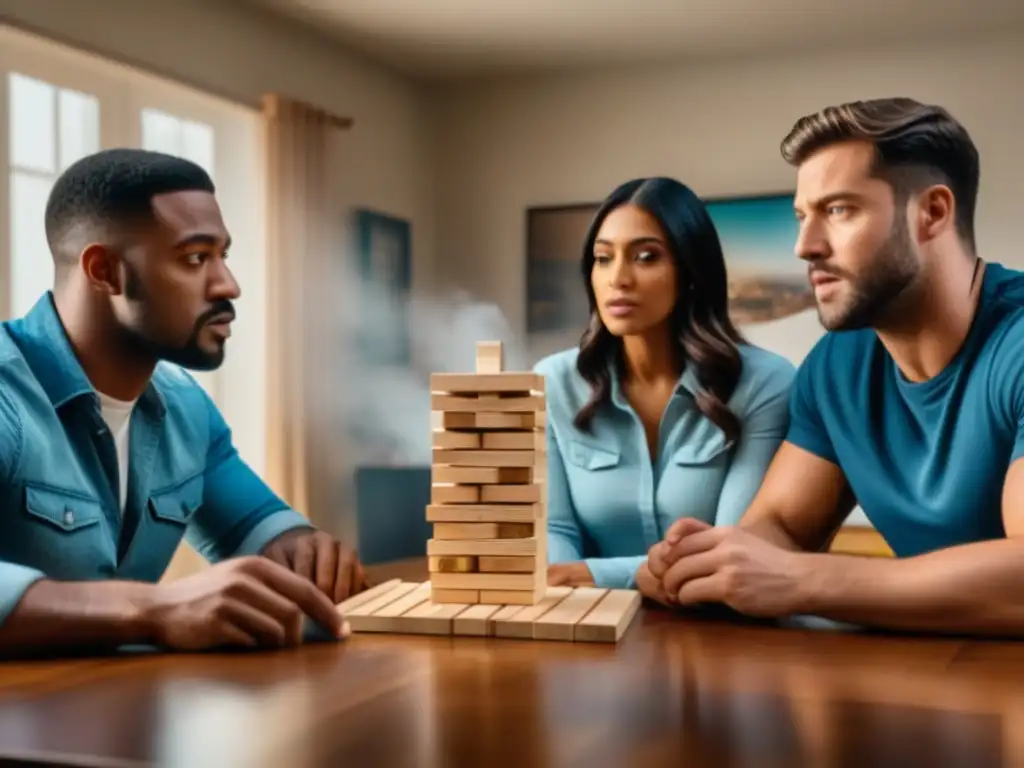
[574,177,746,442]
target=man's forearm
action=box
[0,579,157,656]
[797,539,1024,636]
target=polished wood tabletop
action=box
[2,557,1024,767]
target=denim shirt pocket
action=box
[148,473,204,526]
[566,439,621,471]
[25,483,104,533]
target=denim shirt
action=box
[0,294,311,624]
[534,344,795,589]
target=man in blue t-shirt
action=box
[644,97,1024,636]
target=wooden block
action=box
[427,537,538,558]
[439,412,477,429]
[574,590,642,642]
[494,587,573,638]
[478,556,536,573]
[344,582,640,641]
[482,431,547,451]
[430,372,544,395]
[431,394,544,414]
[433,449,538,468]
[426,503,542,524]
[431,572,537,591]
[428,555,478,573]
[476,341,503,374]
[431,484,479,504]
[348,582,433,633]
[432,466,533,485]
[452,603,505,636]
[433,522,500,539]
[481,483,544,504]
[333,578,403,616]
[432,522,535,540]
[431,588,479,604]
[474,412,545,429]
[533,587,609,641]
[480,586,546,605]
[343,581,422,623]
[432,431,481,450]
[394,600,471,635]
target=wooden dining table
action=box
[1,556,1023,768]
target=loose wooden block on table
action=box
[340,581,640,642]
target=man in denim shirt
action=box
[0,148,364,654]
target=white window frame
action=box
[0,23,268,476]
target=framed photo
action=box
[352,208,412,366]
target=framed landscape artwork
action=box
[525,192,821,366]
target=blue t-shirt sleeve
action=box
[784,352,839,465]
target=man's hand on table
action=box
[143,555,351,651]
[260,528,369,603]
[646,517,811,618]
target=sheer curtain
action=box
[262,92,351,531]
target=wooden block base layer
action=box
[339,581,640,643]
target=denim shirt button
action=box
[63,508,75,526]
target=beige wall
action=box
[0,0,436,292]
[433,33,1024,363]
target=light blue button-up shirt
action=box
[534,344,795,589]
[0,293,312,624]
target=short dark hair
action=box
[44,147,215,273]
[780,97,980,251]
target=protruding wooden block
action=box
[476,341,503,374]
[430,372,544,394]
[482,431,547,451]
[481,483,544,504]
[431,485,480,504]
[432,431,481,450]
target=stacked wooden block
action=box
[427,340,547,606]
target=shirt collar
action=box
[607,353,700,410]
[8,292,166,418]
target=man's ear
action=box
[80,244,123,295]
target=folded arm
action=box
[793,457,1024,636]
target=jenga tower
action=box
[426,340,547,606]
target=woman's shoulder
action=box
[732,342,798,411]
[532,347,591,412]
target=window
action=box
[0,24,268,475]
[8,72,100,318]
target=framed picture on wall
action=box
[524,192,817,364]
[352,208,412,366]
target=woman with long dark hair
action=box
[533,177,795,596]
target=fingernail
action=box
[338,620,351,638]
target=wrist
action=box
[791,552,848,615]
[124,582,165,645]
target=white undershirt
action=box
[96,391,136,514]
